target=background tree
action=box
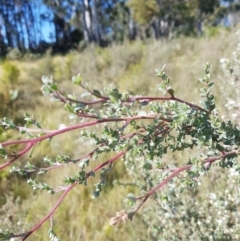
[0,0,239,56]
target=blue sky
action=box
[38,2,55,43]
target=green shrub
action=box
[0,61,20,117]
[2,61,20,86]
[1,29,240,241]
[6,48,22,60]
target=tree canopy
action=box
[0,0,239,55]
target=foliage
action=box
[0,61,20,117]
[2,61,20,86]
[127,0,160,25]
[0,0,238,54]
[140,168,240,240]
[0,195,29,240]
[6,48,22,60]
[0,42,240,241]
[0,29,239,241]
[136,27,240,240]
[219,28,240,122]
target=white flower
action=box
[220,58,226,63]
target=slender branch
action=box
[91,150,127,174]
[135,165,191,212]
[17,126,54,134]
[21,150,126,239]
[6,128,146,175]
[134,150,239,212]
[20,183,77,241]
[55,88,209,114]
[66,97,106,105]
[172,96,209,114]
[0,143,34,170]
[1,115,162,148]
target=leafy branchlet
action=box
[0,63,239,240]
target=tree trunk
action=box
[151,17,160,40]
[197,9,202,36]
[128,10,137,40]
[91,0,101,44]
[82,0,92,42]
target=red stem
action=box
[1,115,161,148]
[21,183,77,241]
[0,143,33,170]
[136,150,238,211]
[17,150,126,240]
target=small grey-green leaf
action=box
[81,92,91,97]
[93,89,102,97]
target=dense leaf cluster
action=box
[0,57,240,240]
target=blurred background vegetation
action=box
[0,0,240,56]
[1,1,240,240]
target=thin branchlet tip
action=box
[109,210,129,225]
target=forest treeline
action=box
[0,0,240,56]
